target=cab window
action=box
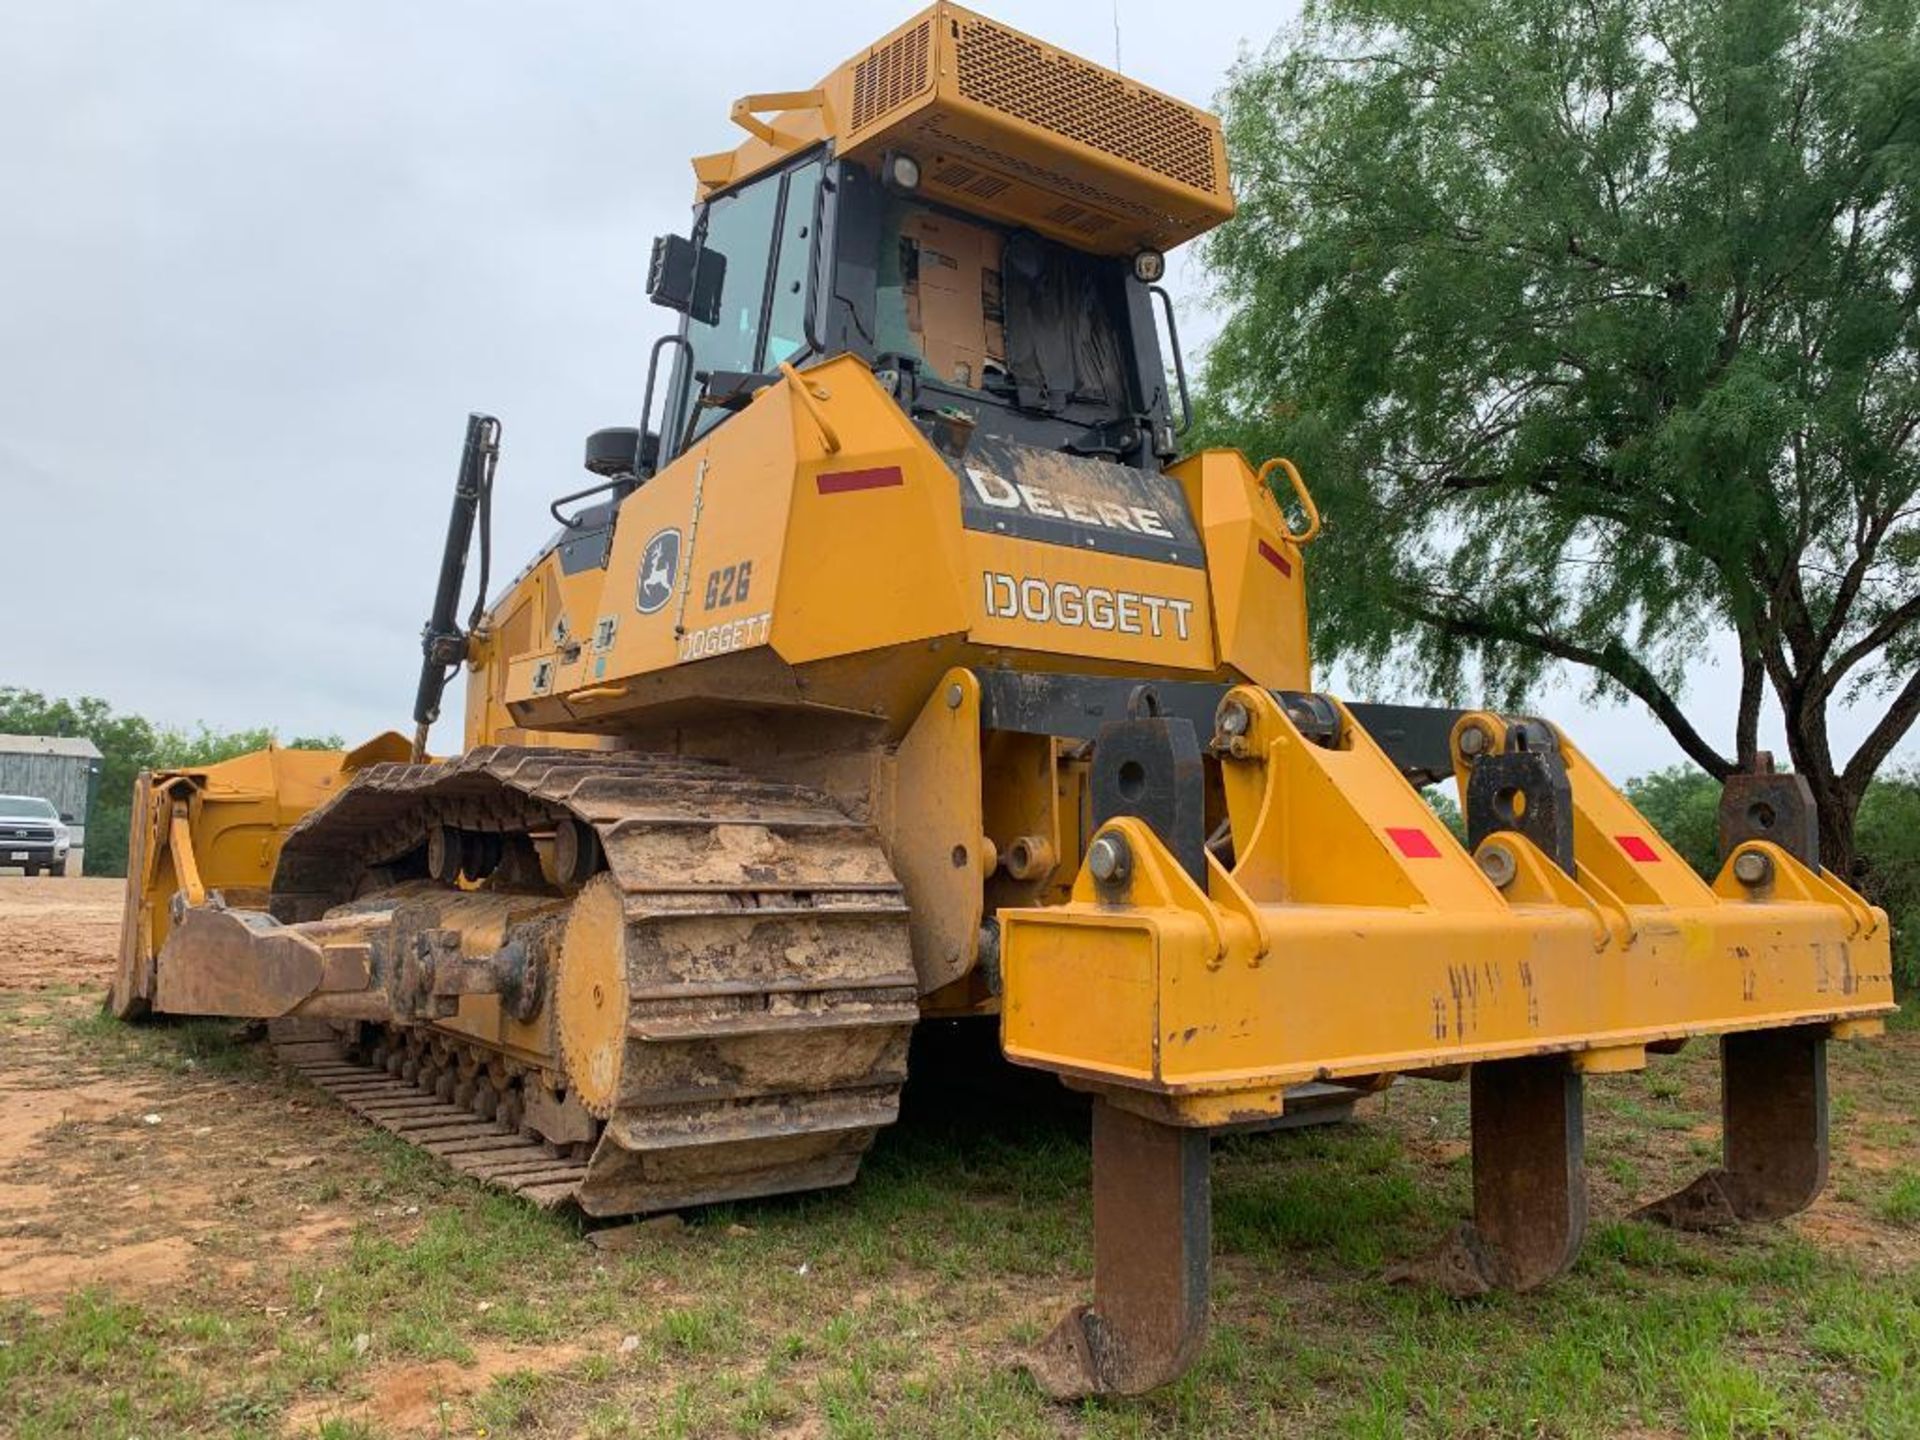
[873,194,1130,418]
[676,155,823,448]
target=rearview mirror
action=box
[647,234,726,327]
[59,812,74,824]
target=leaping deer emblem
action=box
[636,528,680,614]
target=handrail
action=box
[641,332,695,470]
[1148,284,1194,436]
[1257,456,1322,545]
[779,361,842,454]
[729,90,826,148]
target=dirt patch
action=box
[0,1234,196,1300]
[0,875,123,991]
[1798,1196,1920,1266]
[0,877,378,1311]
[283,1340,592,1437]
[0,1077,160,1161]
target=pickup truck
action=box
[0,794,73,876]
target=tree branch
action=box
[1814,590,1920,703]
[1400,599,1737,777]
[1842,661,1920,799]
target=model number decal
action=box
[703,561,754,610]
[980,573,1194,640]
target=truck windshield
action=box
[0,796,56,819]
[874,195,1130,418]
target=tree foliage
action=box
[1204,0,1920,871]
[0,688,341,877]
[1621,765,1724,873]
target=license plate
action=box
[8,852,26,862]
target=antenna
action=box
[1112,0,1123,72]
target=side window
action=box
[672,156,822,450]
[690,178,782,380]
[762,162,821,368]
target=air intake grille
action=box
[953,18,1219,194]
[929,160,1012,201]
[851,20,933,132]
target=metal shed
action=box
[0,734,104,876]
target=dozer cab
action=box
[112,4,1895,1398]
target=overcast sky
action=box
[2,2,1907,781]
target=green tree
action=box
[0,687,340,877]
[1203,0,1920,876]
[1856,765,1920,985]
[1621,766,1723,874]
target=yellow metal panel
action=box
[1222,691,1499,911]
[880,670,987,991]
[1170,450,1310,690]
[773,363,972,666]
[966,531,1216,670]
[1001,688,1896,1122]
[531,383,800,702]
[1000,912,1162,1082]
[694,4,1234,254]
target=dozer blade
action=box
[111,734,412,1019]
[1001,687,1894,1396]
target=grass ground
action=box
[0,879,1915,1438]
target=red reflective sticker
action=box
[1617,834,1660,862]
[816,465,904,495]
[1386,826,1441,859]
[1257,538,1294,577]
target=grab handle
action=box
[780,361,842,454]
[1257,456,1322,545]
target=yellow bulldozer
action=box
[110,4,1895,1398]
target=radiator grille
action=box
[851,20,933,132]
[953,17,1219,194]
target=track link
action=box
[265,746,919,1217]
[274,1030,589,1208]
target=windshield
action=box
[0,796,56,819]
[874,196,1130,417]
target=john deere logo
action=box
[636,527,681,614]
